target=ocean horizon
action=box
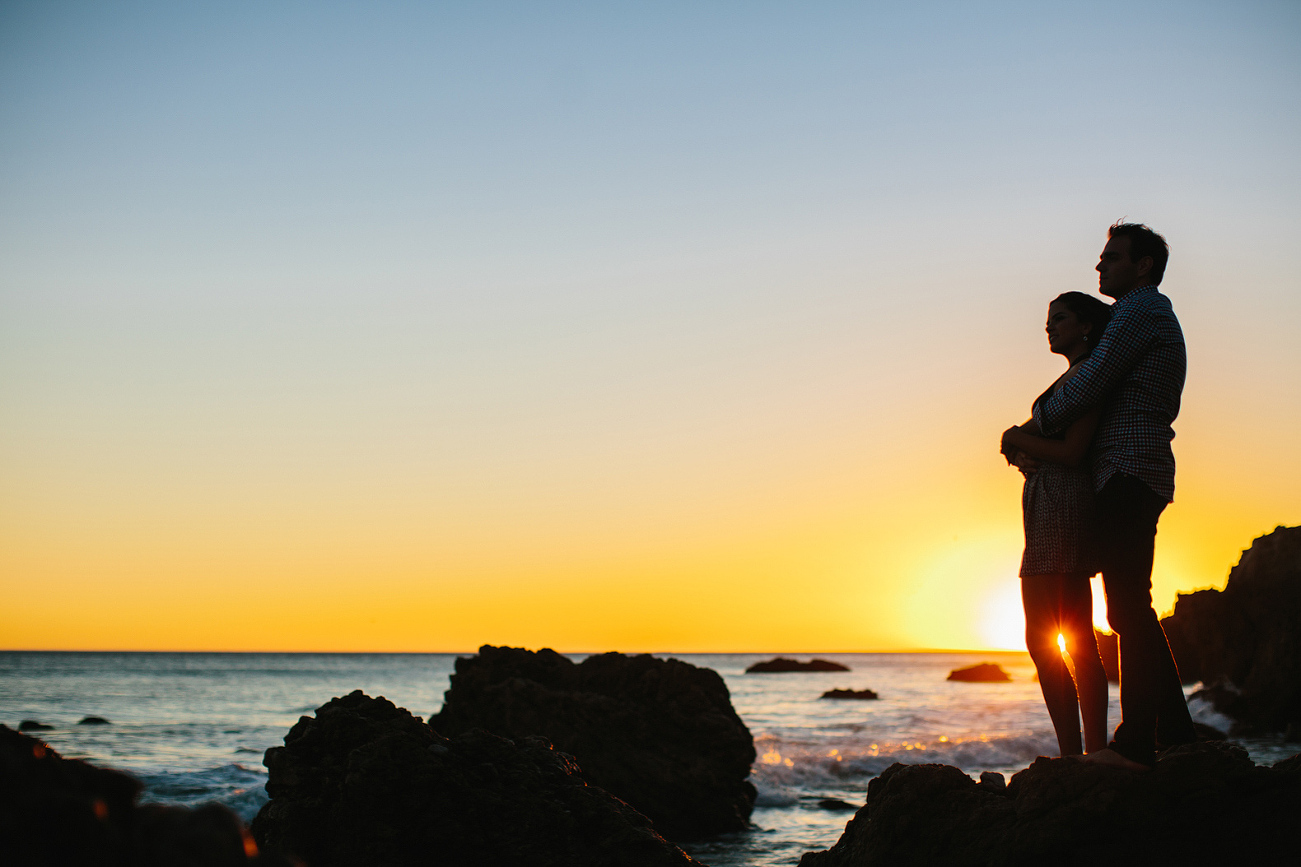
[3,649,1291,866]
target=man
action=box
[1031,222,1196,770]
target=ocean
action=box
[2,650,1292,866]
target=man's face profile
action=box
[1096,235,1150,299]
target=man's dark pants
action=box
[1096,473,1196,765]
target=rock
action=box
[251,690,699,867]
[0,724,278,866]
[818,798,857,811]
[820,689,879,700]
[17,720,53,731]
[978,771,1005,790]
[78,716,111,725]
[746,658,850,673]
[797,741,1301,866]
[431,646,755,840]
[1093,629,1120,683]
[946,663,1011,683]
[1161,525,1301,734]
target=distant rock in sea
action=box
[946,663,1011,683]
[746,658,850,673]
[431,645,755,840]
[820,688,879,700]
[797,742,1301,866]
[17,720,53,731]
[1161,524,1301,735]
[818,798,857,811]
[252,690,699,867]
[78,716,110,725]
[0,724,281,866]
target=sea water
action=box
[1,651,1292,867]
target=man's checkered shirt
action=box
[1033,285,1185,502]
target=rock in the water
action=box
[818,798,857,811]
[946,663,1011,683]
[746,657,850,673]
[431,646,755,840]
[17,720,53,731]
[798,742,1301,866]
[820,689,879,700]
[1161,525,1301,734]
[253,689,700,867]
[0,724,275,866]
[78,716,111,725]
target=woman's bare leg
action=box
[1022,576,1083,756]
[1060,576,1109,753]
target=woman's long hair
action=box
[1052,292,1112,360]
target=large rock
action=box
[431,646,755,840]
[252,690,698,867]
[798,742,1301,866]
[0,724,276,866]
[1161,525,1301,734]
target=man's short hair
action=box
[1108,221,1169,285]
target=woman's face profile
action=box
[1045,301,1089,359]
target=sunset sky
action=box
[2,1,1299,652]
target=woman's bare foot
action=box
[1084,748,1151,771]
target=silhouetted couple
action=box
[1001,222,1196,770]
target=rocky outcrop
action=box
[0,724,277,866]
[947,663,1011,683]
[798,741,1301,866]
[746,658,850,673]
[431,646,755,840]
[252,690,699,867]
[821,689,879,700]
[1161,525,1301,734]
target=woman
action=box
[1001,292,1112,757]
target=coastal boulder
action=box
[947,663,1011,683]
[1161,525,1301,734]
[431,646,755,840]
[0,724,275,866]
[798,741,1301,866]
[251,690,699,867]
[746,658,850,673]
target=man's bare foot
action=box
[1084,748,1151,771]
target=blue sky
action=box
[2,1,1299,650]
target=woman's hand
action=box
[1002,426,1040,475]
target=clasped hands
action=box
[1001,424,1040,476]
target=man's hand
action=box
[1000,426,1023,462]
[1001,425,1040,476]
[1011,451,1040,476]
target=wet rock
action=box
[746,658,850,673]
[946,663,1011,683]
[818,798,857,811]
[78,716,111,725]
[251,690,699,867]
[1162,525,1301,734]
[0,724,279,866]
[798,741,1301,866]
[17,720,53,731]
[431,646,755,840]
[820,689,879,700]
